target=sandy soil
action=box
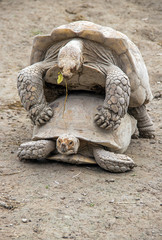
[0,0,162,239]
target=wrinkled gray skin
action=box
[17,38,154,138]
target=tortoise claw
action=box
[34,106,54,125]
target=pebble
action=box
[150,140,156,144]
[105,179,115,183]
[154,91,161,98]
[82,192,87,196]
[22,218,28,223]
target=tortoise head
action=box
[58,39,83,79]
[56,134,80,155]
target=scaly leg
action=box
[94,65,130,130]
[93,147,135,173]
[17,140,55,160]
[129,105,155,138]
[17,62,53,125]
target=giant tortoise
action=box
[17,21,154,138]
[18,93,137,173]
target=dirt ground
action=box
[0,0,162,239]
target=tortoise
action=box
[17,21,154,138]
[18,93,137,173]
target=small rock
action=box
[109,199,115,203]
[105,179,115,183]
[82,192,87,196]
[60,197,65,200]
[64,215,71,219]
[150,140,156,144]
[154,91,161,98]
[78,198,84,202]
[22,218,28,223]
[62,234,69,239]
[142,17,149,21]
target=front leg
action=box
[17,62,53,125]
[18,140,55,160]
[93,147,135,173]
[94,65,130,130]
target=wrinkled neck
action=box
[63,38,83,52]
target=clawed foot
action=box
[30,105,53,125]
[18,141,46,160]
[94,106,121,130]
[132,129,155,139]
[35,106,53,125]
[97,153,136,173]
[139,131,155,139]
[93,147,136,173]
[17,140,55,160]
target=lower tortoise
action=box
[17,21,154,138]
[18,93,137,173]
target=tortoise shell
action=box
[32,93,137,153]
[30,21,153,107]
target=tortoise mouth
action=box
[57,149,76,155]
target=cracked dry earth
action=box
[0,0,162,239]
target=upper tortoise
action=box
[17,21,154,138]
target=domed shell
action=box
[30,21,153,107]
[32,94,136,153]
